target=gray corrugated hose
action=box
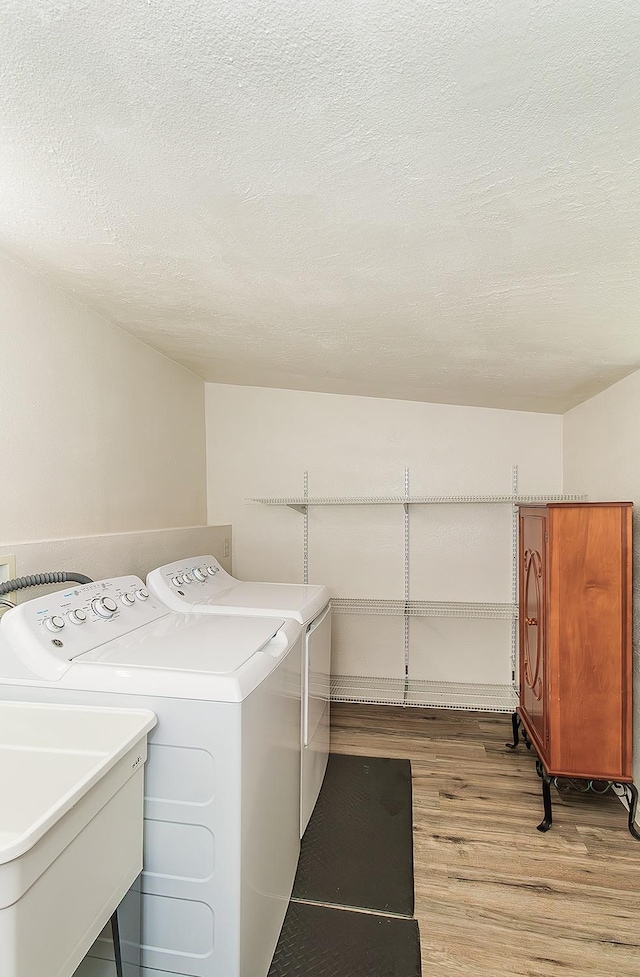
[0,572,93,596]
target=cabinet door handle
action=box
[525,616,538,626]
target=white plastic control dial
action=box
[172,575,183,587]
[45,615,65,632]
[121,592,136,606]
[206,566,217,575]
[67,609,87,625]
[135,588,149,601]
[182,572,193,583]
[193,568,206,581]
[92,596,118,619]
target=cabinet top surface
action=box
[518,502,633,509]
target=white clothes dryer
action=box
[0,576,303,977]
[146,556,331,835]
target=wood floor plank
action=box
[330,703,640,977]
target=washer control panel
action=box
[147,555,234,610]
[0,576,169,679]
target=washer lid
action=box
[193,581,330,624]
[77,614,285,674]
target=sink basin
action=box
[0,701,156,977]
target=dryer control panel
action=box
[0,576,170,680]
[147,555,235,607]
[147,555,330,623]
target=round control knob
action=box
[172,575,183,587]
[193,568,206,582]
[182,572,193,584]
[45,615,65,632]
[67,609,87,625]
[121,592,136,606]
[206,565,218,576]
[92,596,118,619]
[135,588,149,601]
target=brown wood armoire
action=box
[512,502,636,835]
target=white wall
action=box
[564,367,640,791]
[0,251,207,545]
[0,251,217,588]
[5,525,232,599]
[206,383,563,688]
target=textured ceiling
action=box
[2,0,640,412]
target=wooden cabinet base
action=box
[507,711,640,841]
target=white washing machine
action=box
[0,576,303,977]
[146,556,331,835]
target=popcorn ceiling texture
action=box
[2,0,640,412]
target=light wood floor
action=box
[330,703,640,977]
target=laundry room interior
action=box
[2,3,640,977]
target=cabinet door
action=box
[548,504,632,779]
[519,511,548,754]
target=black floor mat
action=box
[268,902,421,977]
[292,753,414,916]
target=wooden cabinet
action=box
[517,502,633,783]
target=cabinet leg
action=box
[531,777,640,841]
[621,783,640,841]
[506,711,520,749]
[536,770,553,832]
[111,911,124,977]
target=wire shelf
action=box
[330,675,518,713]
[248,494,587,508]
[252,471,584,713]
[331,598,518,619]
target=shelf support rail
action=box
[511,465,519,688]
[303,470,309,585]
[403,467,410,705]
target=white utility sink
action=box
[0,701,156,977]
